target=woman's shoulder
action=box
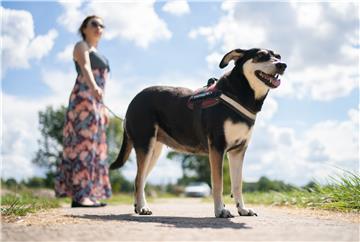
[73,41,91,61]
[74,41,90,52]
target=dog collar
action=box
[219,94,257,122]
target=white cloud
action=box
[162,0,190,16]
[257,96,278,122]
[189,14,266,51]
[41,68,76,98]
[292,3,333,37]
[27,30,58,59]
[2,94,45,181]
[57,44,74,62]
[56,0,85,33]
[278,63,359,101]
[1,68,77,181]
[305,109,358,162]
[189,2,360,101]
[1,7,58,77]
[328,2,359,20]
[205,52,223,69]
[57,1,172,48]
[246,108,359,185]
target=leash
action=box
[101,102,124,121]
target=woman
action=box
[55,15,112,207]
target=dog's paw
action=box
[139,208,152,215]
[238,207,257,216]
[134,204,152,215]
[138,207,153,215]
[215,208,234,218]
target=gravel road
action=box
[2,198,359,241]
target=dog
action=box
[110,48,287,218]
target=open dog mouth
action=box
[255,70,281,88]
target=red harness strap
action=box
[187,82,221,110]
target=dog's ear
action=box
[219,49,246,69]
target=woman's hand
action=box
[91,85,103,100]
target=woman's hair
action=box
[78,15,102,40]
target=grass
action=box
[1,190,174,218]
[220,171,360,213]
[1,191,61,217]
[316,170,360,211]
[104,193,133,204]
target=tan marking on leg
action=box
[145,141,163,178]
[227,149,246,208]
[209,147,223,212]
[228,148,257,216]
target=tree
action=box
[4,178,18,189]
[26,177,46,188]
[33,106,66,174]
[256,176,296,192]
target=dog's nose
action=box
[276,62,287,72]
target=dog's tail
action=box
[109,130,133,170]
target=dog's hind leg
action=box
[134,141,163,215]
[208,143,234,218]
[228,148,257,216]
[133,130,159,215]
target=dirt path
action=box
[2,198,359,241]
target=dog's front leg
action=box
[209,145,234,218]
[228,149,257,216]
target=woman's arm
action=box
[73,41,103,100]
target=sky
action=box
[1,0,359,186]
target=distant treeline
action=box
[1,175,314,194]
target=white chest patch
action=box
[223,119,253,149]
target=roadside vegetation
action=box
[1,189,61,217]
[230,171,359,212]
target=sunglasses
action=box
[90,20,105,29]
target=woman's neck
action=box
[85,39,99,50]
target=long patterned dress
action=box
[55,50,112,202]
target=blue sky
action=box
[1,1,359,186]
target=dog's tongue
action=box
[271,78,281,88]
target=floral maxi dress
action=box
[55,51,112,202]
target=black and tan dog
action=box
[110,48,287,218]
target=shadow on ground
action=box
[71,214,252,230]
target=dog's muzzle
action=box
[255,62,287,88]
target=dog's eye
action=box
[274,54,281,60]
[255,52,270,62]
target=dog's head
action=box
[219,48,287,97]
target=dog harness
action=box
[187,78,257,123]
[187,78,222,109]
